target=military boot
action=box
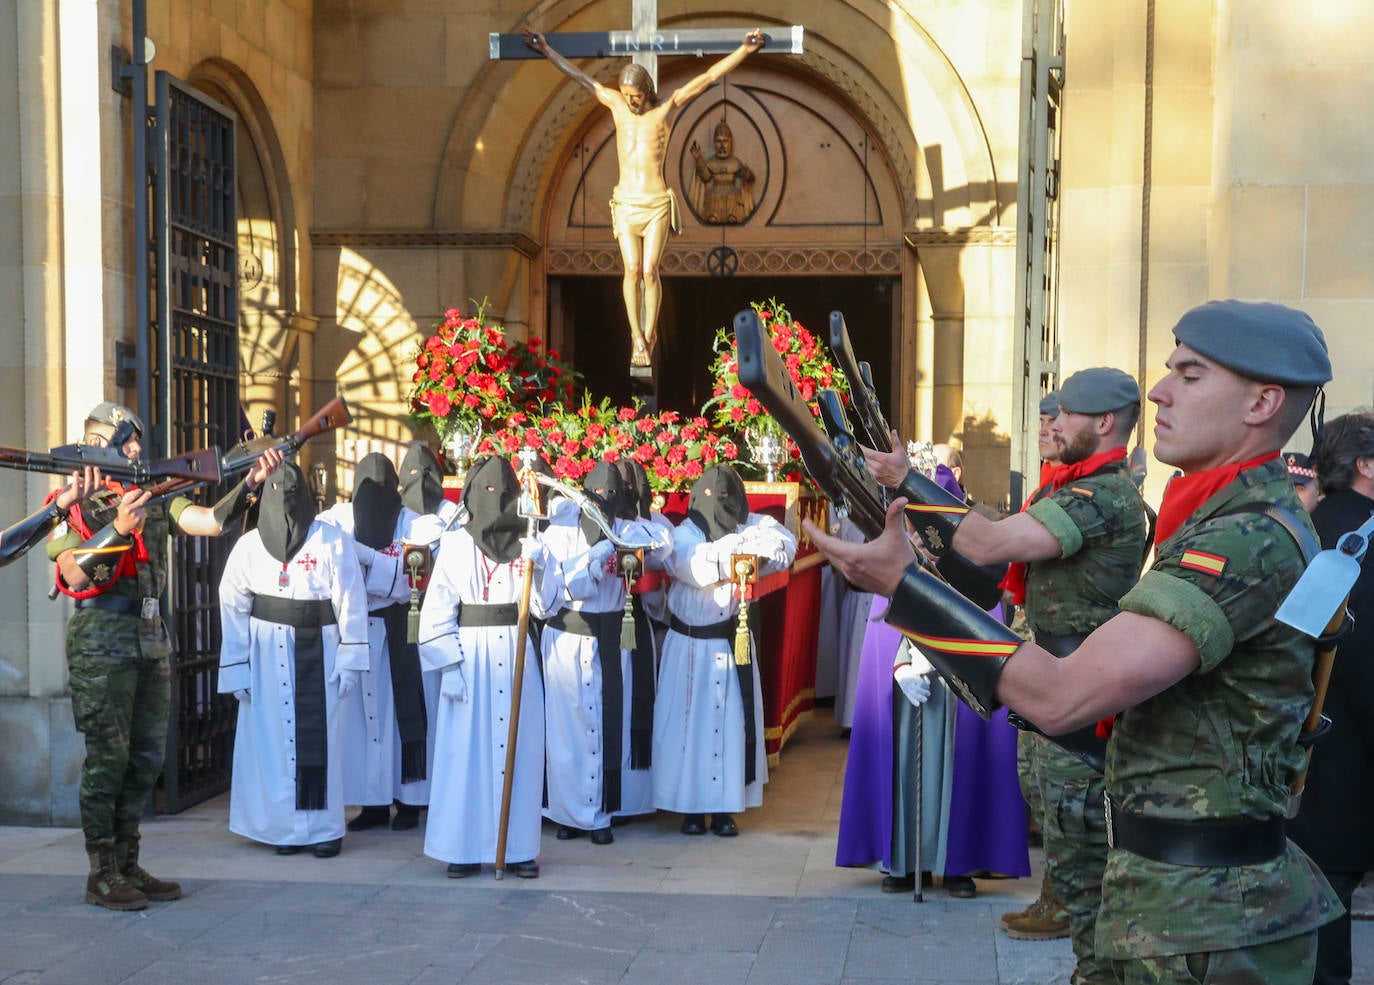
[1002,888,1071,941]
[1001,868,1057,926]
[85,841,148,911]
[116,833,182,901]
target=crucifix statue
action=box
[494,21,804,378]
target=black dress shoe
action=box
[555,825,583,840]
[391,804,421,831]
[680,814,707,836]
[945,875,977,899]
[709,814,739,837]
[346,805,391,831]
[506,859,540,879]
[589,826,614,845]
[446,862,481,879]
[275,844,301,856]
[312,838,342,858]
[880,873,916,893]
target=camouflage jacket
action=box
[47,488,193,661]
[1097,458,1339,957]
[1023,459,1148,636]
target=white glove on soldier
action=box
[331,667,361,699]
[233,689,251,703]
[894,664,932,707]
[441,666,469,703]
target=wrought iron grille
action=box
[151,72,240,812]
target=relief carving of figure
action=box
[689,120,756,225]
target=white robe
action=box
[217,521,369,847]
[418,527,562,865]
[652,514,797,814]
[319,502,439,808]
[540,501,670,829]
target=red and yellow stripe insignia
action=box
[1070,486,1094,498]
[904,504,969,516]
[1180,549,1226,576]
[896,629,1020,659]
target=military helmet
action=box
[83,401,145,448]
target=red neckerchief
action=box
[1048,446,1127,492]
[1153,451,1280,546]
[55,481,150,599]
[998,462,1064,604]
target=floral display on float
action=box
[407,297,845,491]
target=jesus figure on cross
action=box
[525,28,766,372]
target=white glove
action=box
[520,536,544,565]
[354,541,378,569]
[233,689,251,703]
[331,667,361,699]
[587,539,616,580]
[894,664,932,707]
[441,665,468,703]
[906,648,933,675]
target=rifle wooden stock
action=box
[827,311,893,453]
[221,394,353,475]
[0,444,222,489]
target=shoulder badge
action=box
[1069,486,1095,499]
[1179,549,1226,577]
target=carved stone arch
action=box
[186,59,301,422]
[432,4,1002,235]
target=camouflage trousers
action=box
[1017,728,1043,824]
[68,647,170,844]
[1040,744,1111,985]
[1111,931,1316,985]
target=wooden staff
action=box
[494,460,544,879]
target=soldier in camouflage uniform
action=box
[866,367,1149,983]
[812,299,1341,985]
[47,402,283,911]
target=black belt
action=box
[545,608,618,637]
[457,603,519,627]
[668,615,735,640]
[250,596,337,628]
[1106,796,1287,866]
[75,594,144,616]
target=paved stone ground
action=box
[1,715,1369,985]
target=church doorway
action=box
[550,273,898,415]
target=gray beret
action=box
[1057,368,1141,415]
[1038,391,1060,418]
[1172,300,1331,386]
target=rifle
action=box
[828,311,893,453]
[0,443,222,490]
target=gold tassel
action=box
[407,585,421,644]
[621,582,637,651]
[734,600,751,666]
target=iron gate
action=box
[150,72,241,812]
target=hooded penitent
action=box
[688,464,749,541]
[580,460,628,545]
[614,459,653,521]
[399,443,445,516]
[258,462,318,563]
[461,456,524,563]
[352,452,402,550]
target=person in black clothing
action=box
[1289,409,1374,985]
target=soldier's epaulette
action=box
[1179,549,1226,577]
[1069,486,1094,499]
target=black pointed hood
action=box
[461,455,523,563]
[580,460,627,545]
[688,464,749,541]
[399,443,445,515]
[259,462,318,563]
[352,452,401,550]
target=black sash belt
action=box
[375,602,428,784]
[668,612,759,785]
[456,602,519,627]
[75,594,143,616]
[546,607,625,813]
[1106,797,1287,866]
[629,595,654,770]
[250,595,337,811]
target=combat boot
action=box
[85,841,148,911]
[1003,890,1070,941]
[116,833,182,901]
[1001,868,1057,926]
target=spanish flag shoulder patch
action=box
[1069,486,1095,499]
[1180,549,1227,577]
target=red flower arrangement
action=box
[408,300,519,446]
[701,299,847,483]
